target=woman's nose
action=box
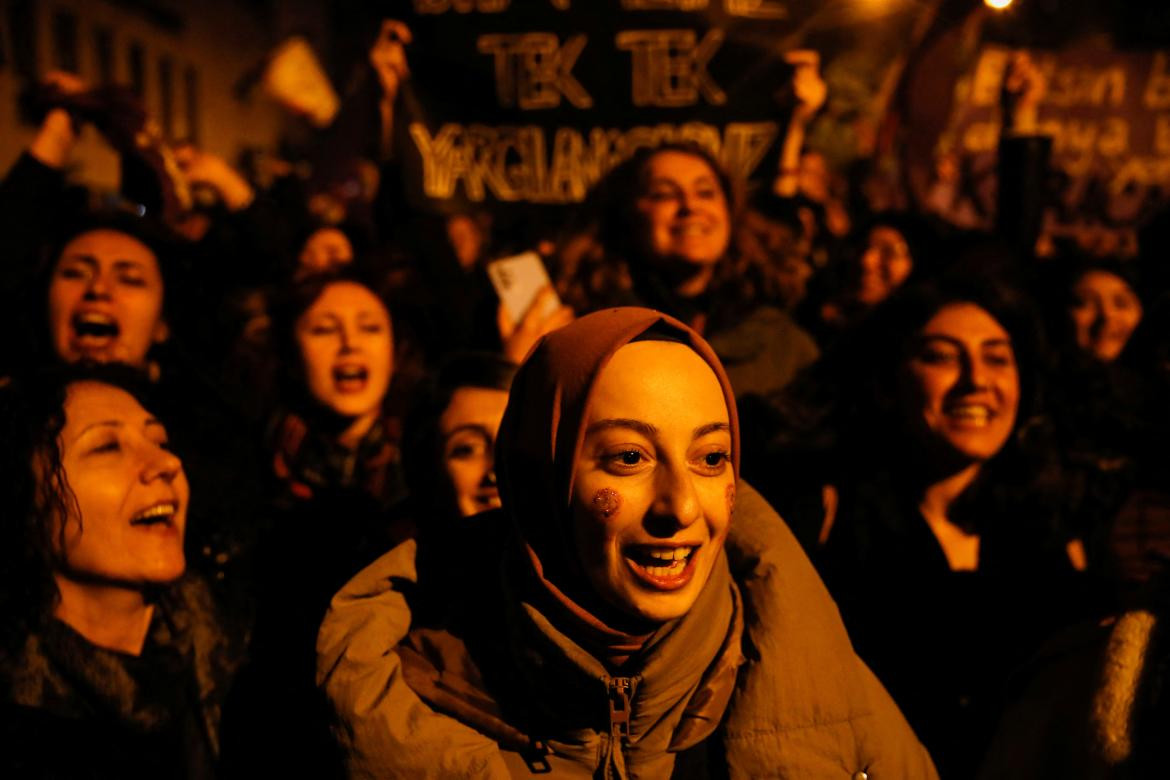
[961,352,995,391]
[649,466,702,532]
[1088,306,1109,338]
[480,459,497,488]
[83,272,112,300]
[859,246,882,272]
[338,325,355,353]
[143,446,184,484]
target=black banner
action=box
[395,0,820,208]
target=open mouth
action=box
[671,222,710,239]
[944,403,994,428]
[474,487,501,510]
[623,544,699,590]
[71,312,120,350]
[333,364,369,393]
[129,501,178,530]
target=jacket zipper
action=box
[608,676,633,742]
[603,676,639,778]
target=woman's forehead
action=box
[919,302,1009,341]
[63,381,151,431]
[585,342,729,428]
[306,281,388,315]
[60,229,158,267]
[643,150,719,182]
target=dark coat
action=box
[0,576,244,780]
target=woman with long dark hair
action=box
[559,142,819,401]
[0,366,243,779]
[763,272,1085,777]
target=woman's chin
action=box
[607,569,708,624]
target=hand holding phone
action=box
[487,252,562,328]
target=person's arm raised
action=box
[773,51,826,198]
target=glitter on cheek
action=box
[592,488,621,520]
[726,483,736,518]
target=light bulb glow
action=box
[985,0,1013,9]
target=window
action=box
[51,8,79,72]
[7,1,36,80]
[128,40,145,96]
[94,25,114,83]
[158,55,173,135]
[184,65,199,142]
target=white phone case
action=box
[487,251,561,327]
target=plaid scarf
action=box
[270,411,405,509]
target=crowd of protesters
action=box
[1,17,1169,780]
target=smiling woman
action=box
[0,365,242,779]
[558,142,822,403]
[763,273,1086,779]
[570,340,734,624]
[318,307,938,778]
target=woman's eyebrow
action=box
[693,422,730,439]
[585,418,658,438]
[442,423,493,441]
[61,254,98,268]
[75,420,121,442]
[917,333,961,344]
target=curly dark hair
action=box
[557,141,769,330]
[0,364,160,653]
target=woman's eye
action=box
[58,265,88,281]
[309,325,337,336]
[696,450,730,474]
[90,439,121,454]
[602,449,647,471]
[360,323,385,334]
[118,274,146,287]
[984,351,1015,368]
[918,348,958,365]
[447,442,484,460]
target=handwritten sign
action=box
[942,46,1170,235]
[395,0,818,209]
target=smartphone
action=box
[487,251,561,327]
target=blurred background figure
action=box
[560,142,820,403]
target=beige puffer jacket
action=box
[316,481,938,779]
